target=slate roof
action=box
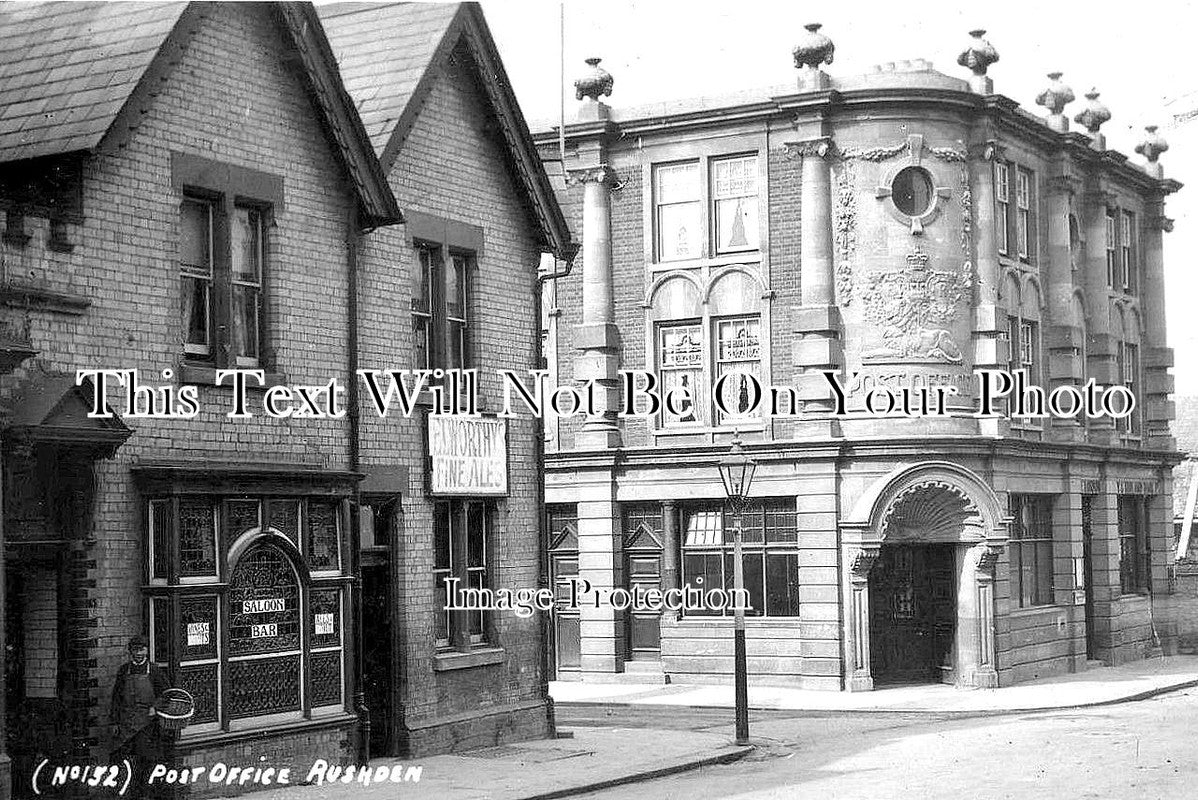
[0,1,400,224]
[317,2,459,156]
[0,1,186,162]
[318,2,576,260]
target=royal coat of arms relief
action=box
[860,249,972,364]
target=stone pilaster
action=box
[575,466,623,678]
[570,164,622,449]
[1141,203,1175,450]
[970,141,1007,436]
[844,544,879,691]
[789,138,843,429]
[968,543,1001,687]
[1045,175,1084,442]
[1083,187,1118,444]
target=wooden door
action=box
[551,553,581,672]
[625,551,662,660]
[869,545,956,684]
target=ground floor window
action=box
[1007,494,1055,607]
[1118,495,1150,594]
[142,491,349,728]
[433,500,491,649]
[680,499,798,617]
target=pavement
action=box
[550,654,1198,716]
[246,727,750,800]
[245,657,1198,800]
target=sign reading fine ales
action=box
[428,416,508,496]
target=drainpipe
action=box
[347,208,369,762]
[534,250,573,726]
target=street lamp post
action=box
[719,437,757,747]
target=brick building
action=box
[317,2,573,757]
[537,28,1182,691]
[0,3,571,799]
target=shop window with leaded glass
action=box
[178,499,218,578]
[306,499,342,572]
[680,499,799,617]
[140,481,352,731]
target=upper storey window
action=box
[995,163,1011,255]
[180,198,269,367]
[655,162,701,261]
[993,162,1037,264]
[1015,168,1032,260]
[653,154,760,262]
[891,167,933,217]
[1121,210,1137,294]
[412,244,472,372]
[712,155,759,254]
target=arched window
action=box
[649,269,766,430]
[142,481,350,733]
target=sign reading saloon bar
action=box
[428,416,508,496]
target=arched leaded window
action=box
[141,477,350,734]
[227,542,303,717]
[648,269,766,431]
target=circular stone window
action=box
[891,166,934,217]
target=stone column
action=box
[1141,202,1175,450]
[1082,188,1117,444]
[790,138,843,426]
[571,164,622,450]
[971,142,1007,436]
[1045,176,1084,442]
[844,546,878,691]
[660,500,679,613]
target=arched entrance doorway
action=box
[841,462,1008,691]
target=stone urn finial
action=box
[793,22,835,69]
[574,57,613,103]
[1073,89,1111,150]
[1135,125,1170,178]
[957,29,999,94]
[793,23,835,90]
[1035,72,1075,132]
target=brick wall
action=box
[363,42,550,752]
[3,2,362,770]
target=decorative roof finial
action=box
[793,23,834,90]
[574,57,613,122]
[957,29,999,94]
[575,57,613,102]
[1135,125,1170,178]
[1073,89,1111,150]
[1035,72,1075,132]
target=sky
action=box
[478,0,1198,395]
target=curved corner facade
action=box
[536,61,1182,690]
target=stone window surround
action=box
[170,152,285,385]
[642,264,774,438]
[638,131,769,271]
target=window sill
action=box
[652,422,765,437]
[649,252,762,271]
[178,363,288,389]
[175,711,357,749]
[1007,604,1065,618]
[433,646,505,671]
